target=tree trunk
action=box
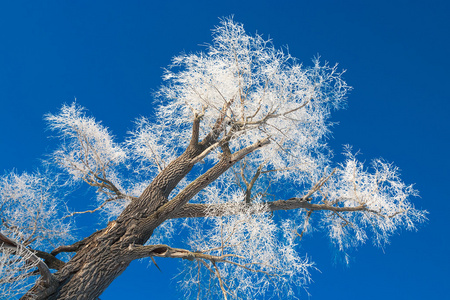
[21,117,253,299]
[21,129,213,299]
[22,190,171,299]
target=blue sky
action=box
[1,0,449,299]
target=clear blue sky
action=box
[1,0,449,299]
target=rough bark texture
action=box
[18,131,370,299]
[18,129,361,299]
[20,115,251,299]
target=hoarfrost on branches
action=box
[2,17,427,300]
[0,171,72,298]
[0,246,40,299]
[158,18,349,176]
[181,191,313,299]
[45,103,137,220]
[0,171,72,250]
[146,18,425,298]
[45,103,127,196]
[321,148,426,252]
[126,117,178,175]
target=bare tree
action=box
[0,18,426,299]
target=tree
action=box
[0,18,426,299]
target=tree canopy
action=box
[0,18,426,300]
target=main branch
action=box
[170,198,373,219]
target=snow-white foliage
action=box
[45,102,135,220]
[0,171,72,250]
[0,246,39,300]
[320,149,426,252]
[0,171,72,298]
[181,192,312,299]
[125,117,179,176]
[155,17,349,177]
[131,18,425,298]
[0,17,426,300]
[46,102,126,190]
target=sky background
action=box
[0,0,449,299]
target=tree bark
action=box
[22,135,206,299]
[21,118,256,299]
[22,187,175,298]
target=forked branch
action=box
[126,243,279,299]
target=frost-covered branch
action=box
[143,138,271,230]
[171,198,367,219]
[0,171,72,251]
[61,196,129,220]
[137,19,425,298]
[173,154,425,239]
[46,103,127,198]
[0,171,71,298]
[0,245,41,299]
[6,17,427,300]
[0,232,56,289]
[127,244,242,262]
[126,242,302,299]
